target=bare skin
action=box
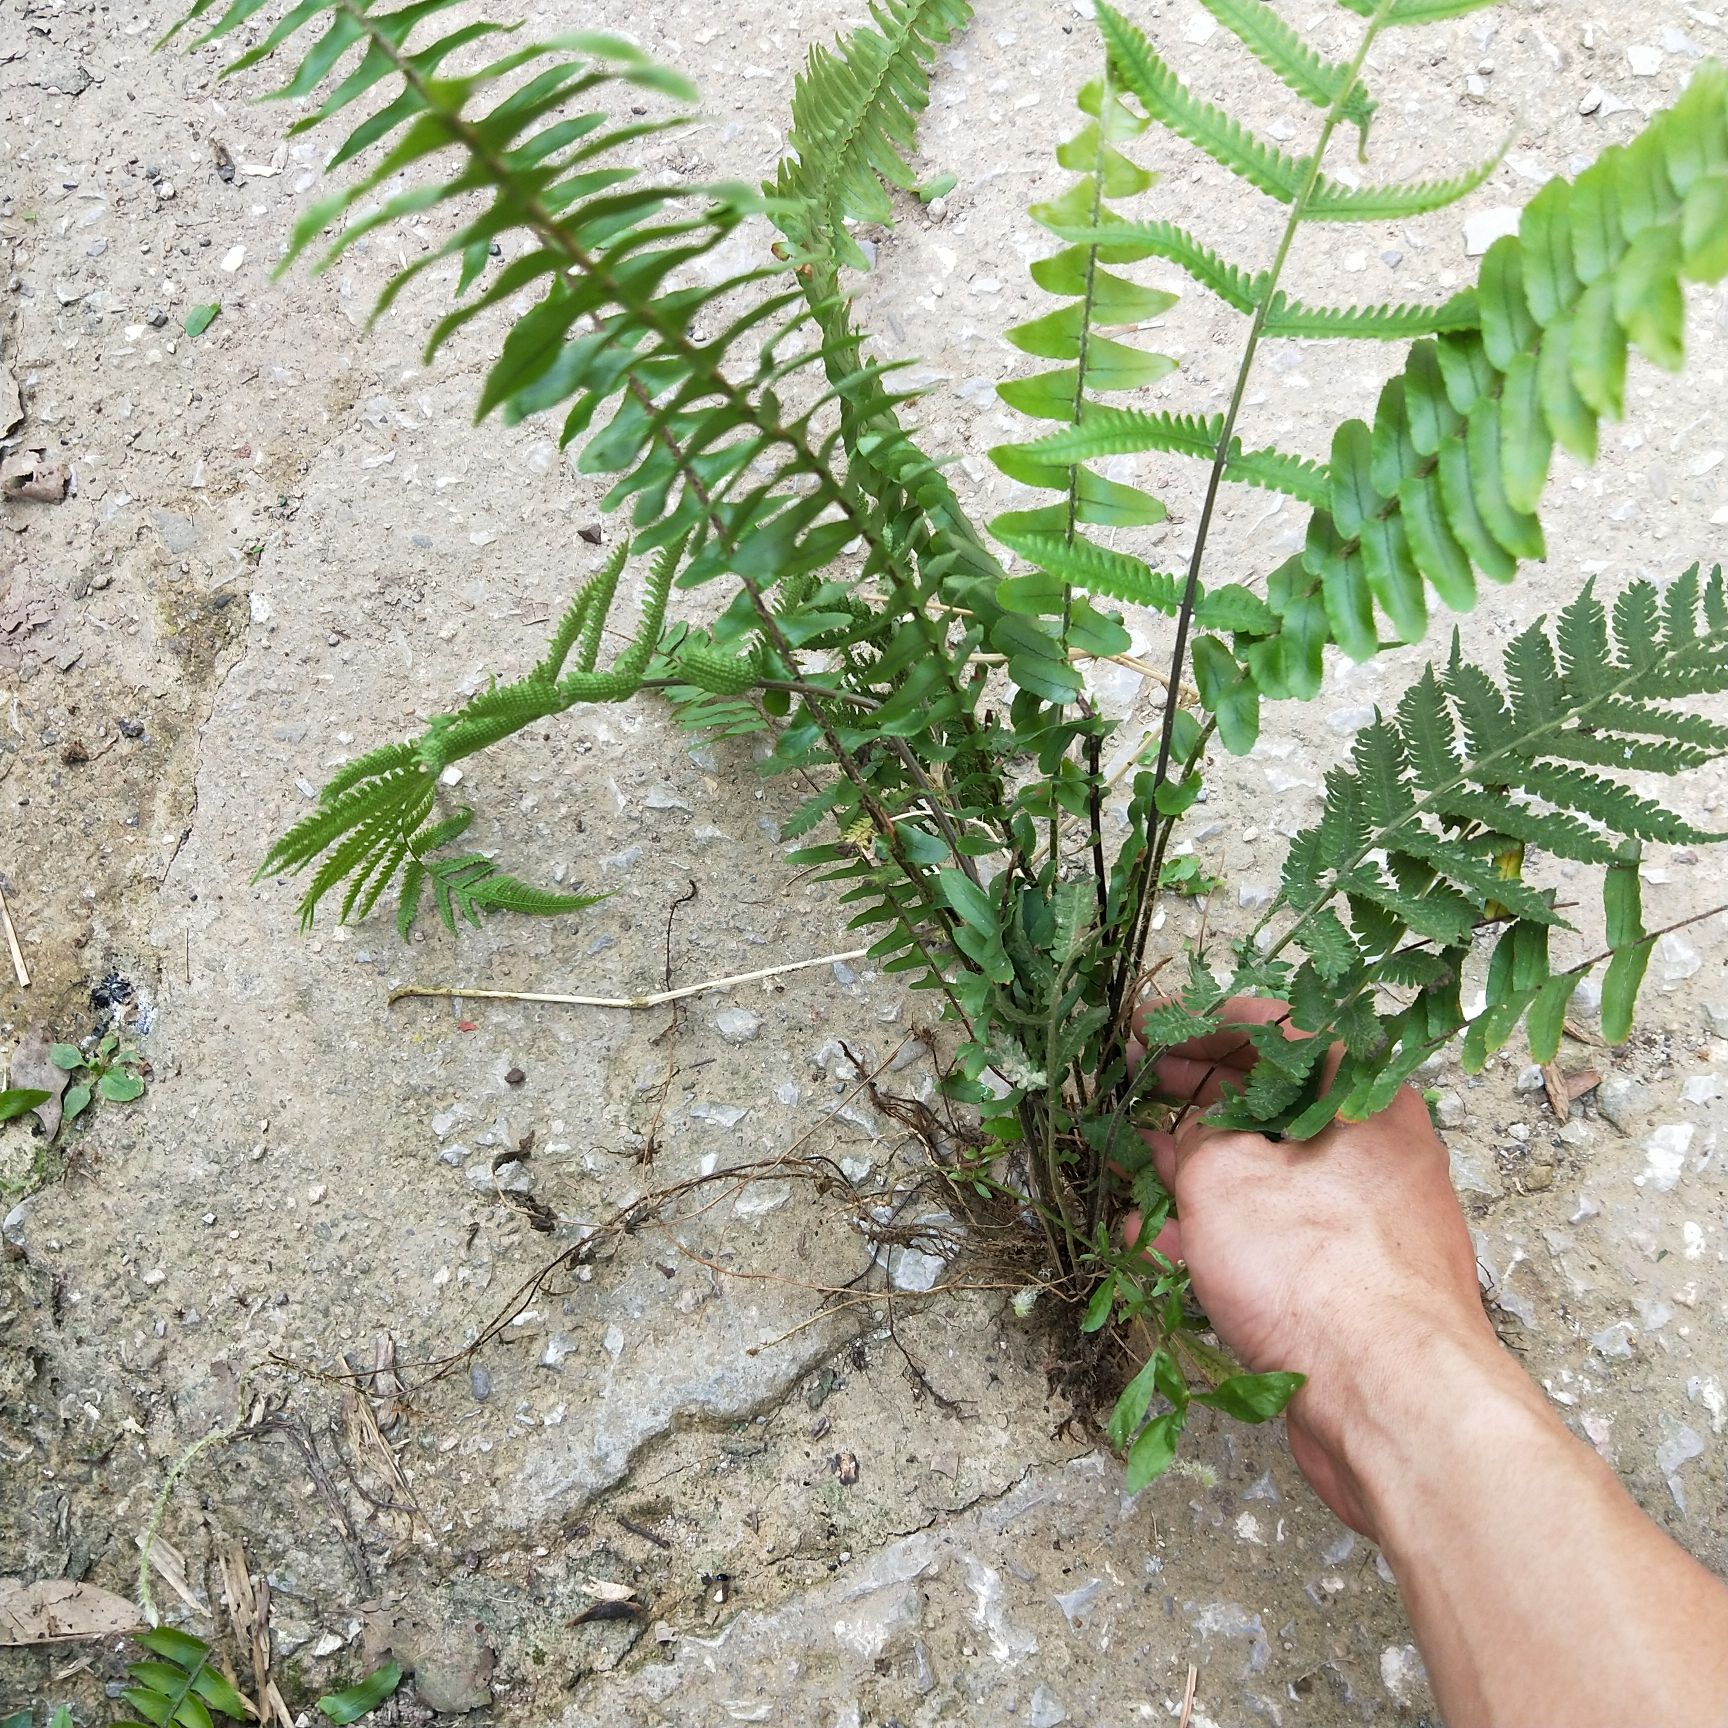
[1129,997,1728,1728]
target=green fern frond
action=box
[988,57,1177,705]
[116,1628,248,1728]
[1263,288,1480,339]
[1034,217,1263,314]
[420,855,603,934]
[994,527,1183,614]
[773,0,974,269]
[1195,0,1376,140]
[257,527,686,928]
[1305,137,1509,222]
[1335,0,1502,22]
[1224,63,1728,689]
[1097,3,1309,205]
[1240,566,1728,1132]
[1225,443,1331,507]
[1020,407,1226,465]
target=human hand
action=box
[1126,997,1495,1533]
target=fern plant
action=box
[116,1628,248,1728]
[172,0,1728,1486]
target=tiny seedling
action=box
[52,1031,147,1126]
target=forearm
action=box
[1331,1327,1728,1727]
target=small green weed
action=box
[5,1631,405,1728]
[50,1031,147,1127]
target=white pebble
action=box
[691,1101,749,1129]
[1463,208,1521,256]
[1643,1123,1696,1192]
[1659,933,1703,984]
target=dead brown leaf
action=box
[9,1024,69,1139]
[1542,1062,1602,1119]
[134,1532,208,1619]
[1541,1062,1569,1120]
[219,1542,290,1728]
[0,1578,144,1645]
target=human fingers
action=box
[1141,1127,1178,1193]
[1121,1207,1184,1267]
[1133,994,1298,1066]
[1147,1052,1257,1111]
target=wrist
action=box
[1295,1307,1549,1544]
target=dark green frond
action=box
[1245,565,1728,1132]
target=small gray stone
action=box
[1463,206,1520,256]
[468,1159,531,1193]
[1591,1323,1634,1359]
[150,509,203,554]
[1656,1421,1705,1477]
[1029,1686,1067,1727]
[1659,932,1703,984]
[1432,1088,1467,1129]
[713,1007,762,1044]
[691,1100,749,1129]
[394,1618,495,1714]
[469,1364,492,1401]
[1325,705,1375,736]
[885,1238,948,1292]
[2,1199,30,1249]
[1595,1073,1649,1133]
[734,1180,792,1218]
[1515,1064,1546,1094]
[1449,1145,1499,1197]
[1703,1002,1728,1038]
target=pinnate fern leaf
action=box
[1097,4,1309,205]
[1195,0,1375,138]
[1237,567,1728,1135]
[1222,62,1728,701]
